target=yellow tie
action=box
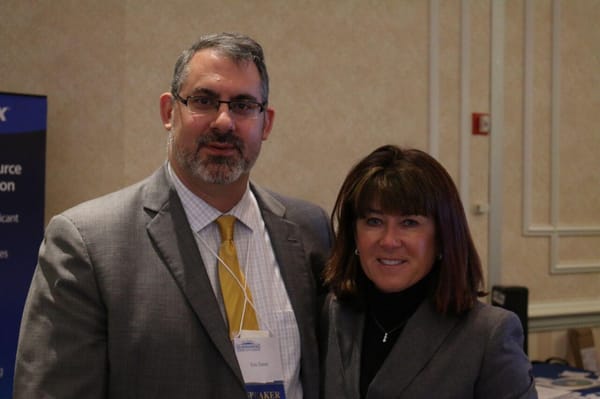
[216,215,259,339]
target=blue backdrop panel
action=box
[0,92,46,398]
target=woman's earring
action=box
[437,253,443,261]
[354,249,360,256]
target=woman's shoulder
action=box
[465,300,523,334]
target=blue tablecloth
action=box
[533,362,600,395]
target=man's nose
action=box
[210,103,235,132]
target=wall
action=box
[503,0,600,361]
[1,0,598,363]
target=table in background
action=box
[533,362,600,397]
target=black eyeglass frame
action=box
[173,93,267,116]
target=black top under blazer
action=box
[321,294,538,399]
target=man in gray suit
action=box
[13,32,331,399]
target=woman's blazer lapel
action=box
[368,300,460,398]
[323,297,364,399]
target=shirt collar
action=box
[167,162,259,233]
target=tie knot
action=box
[216,215,236,241]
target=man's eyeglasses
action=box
[173,93,266,119]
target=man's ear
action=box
[261,107,275,140]
[159,92,174,130]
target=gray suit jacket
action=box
[13,165,332,399]
[321,295,538,399]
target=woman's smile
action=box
[356,207,437,293]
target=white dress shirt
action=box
[168,164,302,399]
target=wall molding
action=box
[428,0,440,157]
[522,0,600,274]
[459,0,471,210]
[488,0,505,289]
[529,300,600,332]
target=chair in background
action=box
[491,285,529,355]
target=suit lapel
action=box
[369,300,460,397]
[143,166,244,386]
[330,299,459,399]
[251,184,321,397]
[335,301,365,399]
[251,185,312,330]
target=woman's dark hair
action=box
[323,145,485,315]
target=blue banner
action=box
[0,92,46,398]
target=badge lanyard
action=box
[196,229,286,397]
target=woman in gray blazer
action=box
[321,145,537,399]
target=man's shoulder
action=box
[250,183,331,246]
[61,166,168,220]
[251,183,326,216]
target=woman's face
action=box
[355,205,437,293]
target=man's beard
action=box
[170,130,253,185]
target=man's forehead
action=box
[188,49,256,73]
[182,50,261,94]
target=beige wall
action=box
[1,0,598,362]
[530,327,600,367]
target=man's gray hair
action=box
[170,32,269,104]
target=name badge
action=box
[234,331,286,399]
